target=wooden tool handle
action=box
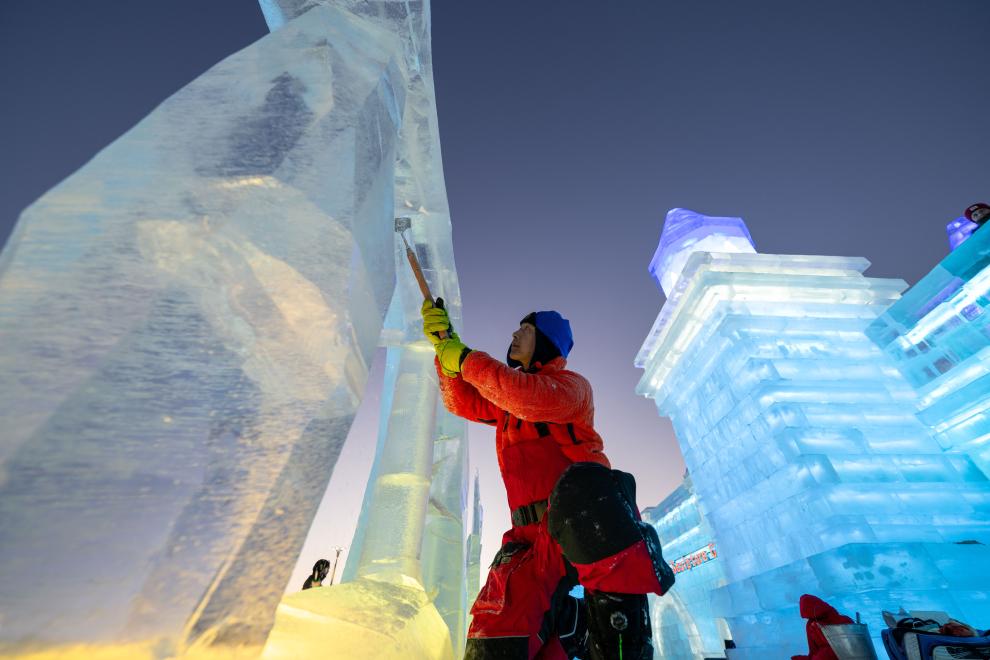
[405,245,447,339]
[406,245,433,300]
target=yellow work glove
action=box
[421,298,458,346]
[436,336,472,378]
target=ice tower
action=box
[636,209,990,658]
[0,0,468,657]
[466,472,485,609]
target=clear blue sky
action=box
[2,1,989,578]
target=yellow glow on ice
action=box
[261,577,454,660]
[0,640,260,660]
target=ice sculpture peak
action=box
[649,208,756,296]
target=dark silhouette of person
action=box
[302,559,330,590]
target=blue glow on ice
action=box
[868,222,990,479]
[644,477,730,659]
[946,216,979,251]
[638,209,990,659]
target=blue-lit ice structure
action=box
[945,216,980,252]
[636,209,990,658]
[0,0,470,657]
[643,475,731,659]
[868,223,990,480]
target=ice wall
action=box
[421,394,471,652]
[636,209,990,658]
[642,476,730,659]
[261,344,456,660]
[0,7,403,655]
[867,223,990,477]
[256,2,470,658]
[0,0,473,657]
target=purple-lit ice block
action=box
[947,216,980,251]
[648,208,756,296]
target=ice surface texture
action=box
[868,223,990,478]
[256,2,470,658]
[644,476,731,659]
[637,210,990,659]
[0,1,466,656]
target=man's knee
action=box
[464,636,529,660]
[584,591,654,660]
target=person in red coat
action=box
[422,301,674,660]
[791,594,854,660]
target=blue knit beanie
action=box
[507,310,574,368]
[531,311,573,358]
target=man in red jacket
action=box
[422,301,674,660]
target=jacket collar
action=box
[527,356,567,373]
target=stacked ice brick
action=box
[642,475,730,659]
[867,222,990,478]
[636,209,990,658]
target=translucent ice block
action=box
[0,5,409,656]
[868,223,990,477]
[259,1,472,657]
[260,578,454,660]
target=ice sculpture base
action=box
[260,577,454,660]
[0,638,259,660]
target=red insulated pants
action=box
[465,463,673,660]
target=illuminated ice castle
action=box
[0,1,470,658]
[636,209,990,658]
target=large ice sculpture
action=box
[421,391,471,652]
[636,209,990,658]
[0,0,468,656]
[868,223,990,478]
[257,1,470,659]
[261,345,456,660]
[642,475,730,659]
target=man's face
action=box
[509,323,536,365]
[972,206,990,225]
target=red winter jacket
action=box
[437,350,610,511]
[791,594,854,660]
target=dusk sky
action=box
[2,1,989,587]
